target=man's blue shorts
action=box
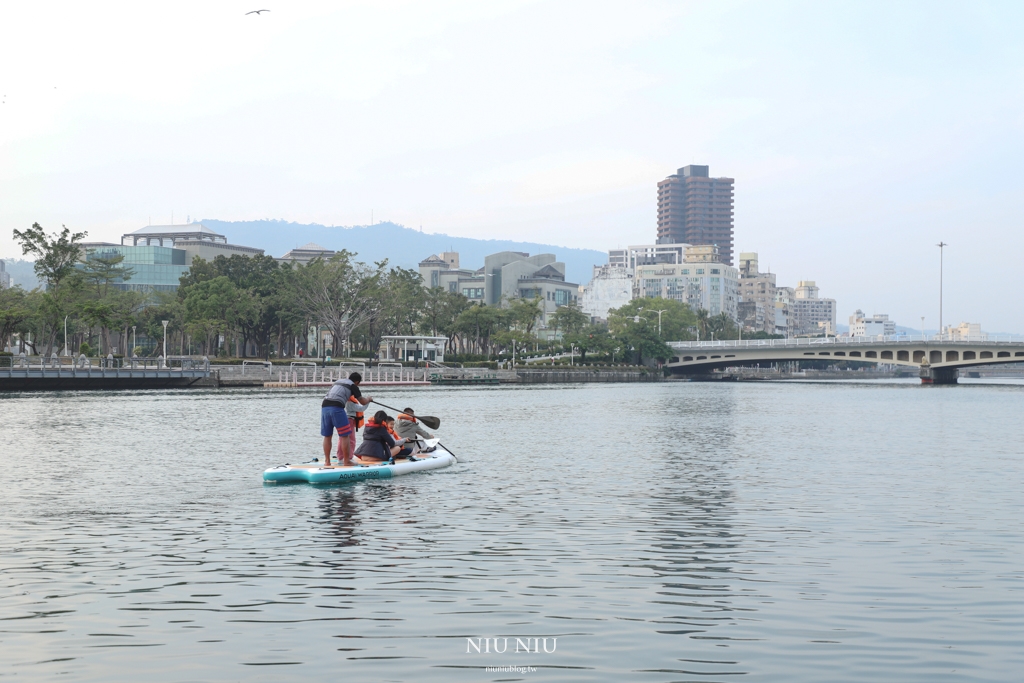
[320,406,352,437]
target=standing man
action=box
[321,372,371,467]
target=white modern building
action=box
[633,245,738,319]
[849,310,896,337]
[0,260,10,289]
[581,264,633,322]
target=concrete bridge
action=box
[666,336,1024,384]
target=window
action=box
[711,269,720,274]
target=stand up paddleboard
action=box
[263,439,456,484]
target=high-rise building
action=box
[0,259,10,289]
[656,165,735,265]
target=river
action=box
[1,380,1022,681]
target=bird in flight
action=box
[246,9,270,15]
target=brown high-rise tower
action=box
[656,165,735,265]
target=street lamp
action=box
[63,315,69,356]
[161,320,169,365]
[131,326,137,356]
[920,316,925,341]
[937,242,947,339]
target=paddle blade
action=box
[419,415,441,430]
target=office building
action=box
[633,245,738,319]
[849,310,896,337]
[791,281,837,336]
[122,224,263,262]
[656,165,735,265]
[78,224,264,293]
[419,251,579,330]
[737,252,777,334]
[0,260,10,289]
[418,253,485,299]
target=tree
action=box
[13,223,87,292]
[695,308,710,341]
[607,300,675,364]
[507,296,543,337]
[549,300,589,337]
[292,251,386,358]
[12,223,88,354]
[82,251,134,298]
[0,286,35,350]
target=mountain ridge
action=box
[197,219,607,286]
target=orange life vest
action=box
[348,395,365,429]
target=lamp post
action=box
[161,320,169,365]
[649,308,668,336]
[937,242,947,339]
[920,316,925,341]
[63,315,69,356]
[131,326,136,355]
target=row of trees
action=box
[4,223,746,364]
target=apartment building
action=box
[656,165,735,265]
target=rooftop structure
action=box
[122,224,227,247]
[280,243,337,265]
[608,242,690,273]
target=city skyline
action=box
[1,2,1022,332]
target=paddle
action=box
[369,400,441,430]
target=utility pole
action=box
[937,242,947,339]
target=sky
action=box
[1,0,1022,331]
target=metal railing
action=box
[0,353,210,371]
[669,335,1024,350]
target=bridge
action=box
[665,336,1024,384]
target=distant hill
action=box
[199,219,607,286]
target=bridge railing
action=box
[668,334,1024,351]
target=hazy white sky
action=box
[2,0,1022,330]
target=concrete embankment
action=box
[206,364,666,387]
[510,368,662,383]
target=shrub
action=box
[79,342,93,357]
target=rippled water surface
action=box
[2,380,1023,682]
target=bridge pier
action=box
[920,366,958,385]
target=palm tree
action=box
[695,308,710,340]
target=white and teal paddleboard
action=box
[263,439,456,484]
